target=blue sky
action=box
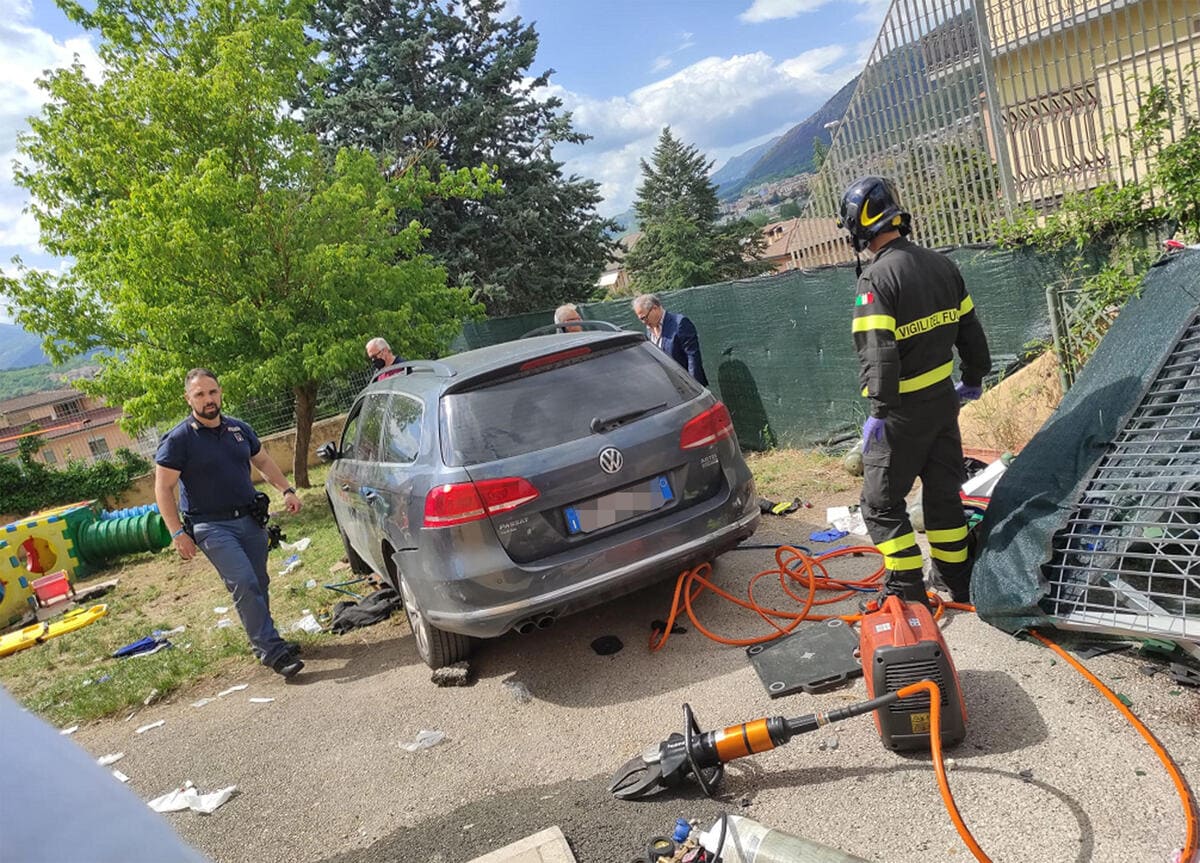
[0,0,888,320]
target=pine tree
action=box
[625,128,766,294]
[306,0,615,316]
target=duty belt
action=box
[186,503,256,523]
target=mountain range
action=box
[713,74,860,201]
[0,323,50,371]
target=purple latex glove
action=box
[955,380,983,402]
[862,416,886,454]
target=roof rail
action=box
[370,361,457,384]
[519,320,627,339]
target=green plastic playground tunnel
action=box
[75,513,172,565]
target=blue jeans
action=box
[193,515,289,667]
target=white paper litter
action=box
[59,724,79,736]
[248,697,275,704]
[289,613,322,634]
[112,770,130,783]
[191,698,214,708]
[277,556,303,576]
[502,680,533,703]
[826,505,868,536]
[217,684,248,698]
[213,618,233,629]
[280,537,311,553]
[147,780,237,815]
[97,752,125,767]
[401,729,446,752]
[135,719,165,734]
[213,606,229,614]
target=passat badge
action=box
[598,447,623,474]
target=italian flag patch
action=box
[855,292,874,306]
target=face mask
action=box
[371,356,386,371]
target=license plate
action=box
[564,476,674,535]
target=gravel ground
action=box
[69,516,1200,863]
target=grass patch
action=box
[0,464,355,726]
[744,448,855,504]
[2,452,854,725]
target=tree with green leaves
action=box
[624,128,766,294]
[305,0,614,316]
[3,0,497,487]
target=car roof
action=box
[362,330,646,399]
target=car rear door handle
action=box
[361,487,381,503]
[341,483,352,492]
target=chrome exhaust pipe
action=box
[535,614,556,630]
[514,619,537,635]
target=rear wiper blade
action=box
[590,402,668,434]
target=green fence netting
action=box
[453,247,1069,450]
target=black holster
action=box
[249,492,272,527]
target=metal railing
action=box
[790,0,1200,267]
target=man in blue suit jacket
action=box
[632,294,708,386]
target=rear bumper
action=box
[421,508,760,638]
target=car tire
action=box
[398,574,473,669]
[328,498,373,575]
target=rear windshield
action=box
[441,343,701,466]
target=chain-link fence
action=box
[789,0,1200,266]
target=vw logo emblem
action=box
[598,447,624,474]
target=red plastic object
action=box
[31,570,74,607]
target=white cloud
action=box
[651,56,672,73]
[551,46,858,215]
[0,4,101,263]
[740,0,830,24]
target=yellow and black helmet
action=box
[837,176,911,252]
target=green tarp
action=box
[972,250,1200,632]
[455,247,1068,450]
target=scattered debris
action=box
[826,504,868,535]
[590,635,623,656]
[1071,641,1129,660]
[213,618,233,629]
[817,736,839,752]
[503,680,533,703]
[329,560,351,574]
[431,661,471,687]
[148,780,238,814]
[135,719,165,734]
[143,688,161,706]
[278,555,303,576]
[304,579,318,589]
[112,770,130,783]
[330,588,401,633]
[113,636,174,659]
[809,528,849,543]
[280,537,312,553]
[1169,664,1200,687]
[191,698,214,709]
[217,684,249,698]
[945,758,958,772]
[289,611,323,634]
[1019,769,1034,783]
[248,697,275,704]
[213,607,229,614]
[97,753,125,766]
[59,724,79,736]
[401,729,446,752]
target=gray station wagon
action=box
[321,328,759,668]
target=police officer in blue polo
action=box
[154,368,305,678]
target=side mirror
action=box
[316,442,340,463]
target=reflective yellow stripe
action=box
[852,314,896,335]
[898,360,954,394]
[884,554,925,571]
[896,308,959,340]
[876,532,916,555]
[927,525,968,543]
[959,295,974,315]
[930,546,969,563]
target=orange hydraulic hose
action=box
[899,680,991,862]
[1031,630,1200,863]
[649,544,958,651]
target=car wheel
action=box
[398,575,473,669]
[328,498,372,575]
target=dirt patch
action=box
[959,352,1063,459]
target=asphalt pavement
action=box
[69,515,1199,863]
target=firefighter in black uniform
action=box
[838,177,991,606]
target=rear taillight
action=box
[679,402,735,450]
[423,477,540,528]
